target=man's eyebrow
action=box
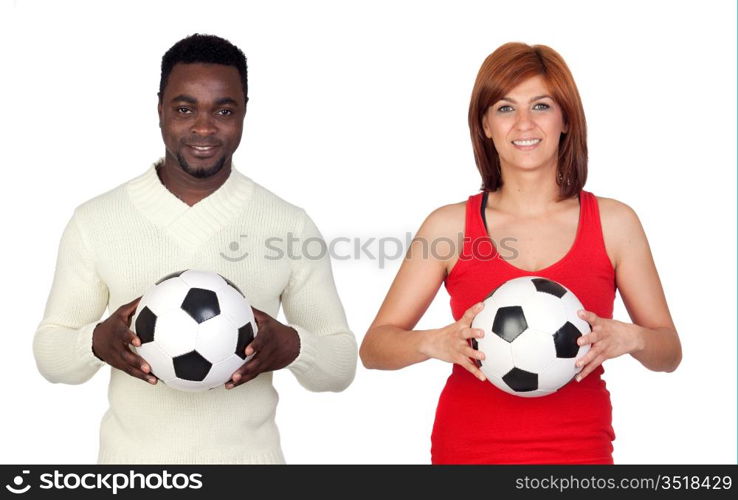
[499,94,553,104]
[170,94,197,104]
[215,97,239,106]
[169,95,240,106]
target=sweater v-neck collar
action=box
[126,160,254,249]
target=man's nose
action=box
[191,113,217,136]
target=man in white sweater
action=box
[33,33,357,464]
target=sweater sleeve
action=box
[33,213,109,384]
[281,210,357,392]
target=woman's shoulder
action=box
[426,200,468,221]
[593,195,647,267]
[594,195,642,228]
[417,200,468,237]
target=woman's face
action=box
[482,75,568,174]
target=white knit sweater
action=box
[33,163,357,464]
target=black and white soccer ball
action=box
[471,276,590,397]
[131,270,258,392]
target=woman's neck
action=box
[491,165,564,216]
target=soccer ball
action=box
[131,270,258,391]
[471,276,590,397]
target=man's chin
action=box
[176,155,227,179]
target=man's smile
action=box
[186,143,221,157]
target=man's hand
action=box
[226,308,300,389]
[92,297,157,385]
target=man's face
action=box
[158,63,246,178]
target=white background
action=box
[0,0,735,464]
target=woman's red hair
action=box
[468,43,587,199]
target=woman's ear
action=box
[481,110,493,139]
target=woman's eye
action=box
[497,105,513,113]
[533,102,551,111]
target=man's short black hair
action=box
[159,33,248,102]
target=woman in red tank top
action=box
[360,43,681,464]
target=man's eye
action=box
[177,107,192,114]
[217,109,233,116]
[533,103,551,111]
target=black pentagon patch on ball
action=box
[531,278,567,298]
[220,275,244,297]
[135,306,157,344]
[492,306,528,343]
[502,367,538,392]
[470,338,481,367]
[235,322,255,360]
[155,270,187,285]
[181,288,220,323]
[173,350,213,381]
[531,278,566,298]
[553,321,582,358]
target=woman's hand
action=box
[574,309,644,381]
[419,302,487,381]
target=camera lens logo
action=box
[220,235,249,262]
[5,470,31,494]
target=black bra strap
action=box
[480,191,489,229]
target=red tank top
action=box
[432,190,616,464]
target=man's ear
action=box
[157,94,163,128]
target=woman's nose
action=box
[513,109,534,130]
